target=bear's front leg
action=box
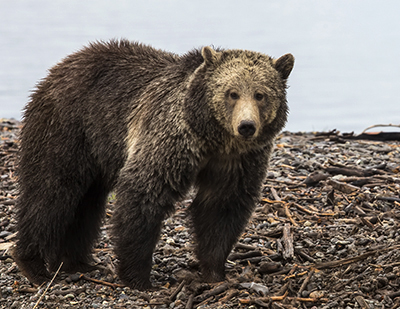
[112,206,165,289]
[190,151,269,282]
[112,162,185,290]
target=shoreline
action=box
[1,118,399,308]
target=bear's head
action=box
[197,46,294,147]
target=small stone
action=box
[70,273,81,282]
[166,238,175,245]
[315,252,325,258]
[0,231,11,238]
[309,290,325,299]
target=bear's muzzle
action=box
[238,120,256,138]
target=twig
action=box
[240,293,328,307]
[194,282,230,303]
[328,179,359,194]
[169,280,186,302]
[284,203,298,226]
[355,295,369,309]
[219,289,239,302]
[282,224,294,260]
[228,250,262,261]
[313,244,400,270]
[362,123,400,133]
[270,187,282,201]
[292,202,335,216]
[288,296,328,302]
[376,196,400,203]
[284,271,307,280]
[79,274,124,288]
[239,290,289,305]
[195,296,214,308]
[370,261,400,268]
[33,262,63,309]
[295,248,316,263]
[185,293,195,309]
[298,269,315,297]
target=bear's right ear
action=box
[201,46,220,65]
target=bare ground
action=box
[1,118,399,309]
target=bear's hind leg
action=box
[12,241,51,286]
[49,180,108,274]
[14,187,81,285]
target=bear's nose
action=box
[238,120,256,138]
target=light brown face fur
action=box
[201,47,294,141]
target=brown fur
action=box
[14,39,294,289]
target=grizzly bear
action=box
[14,39,294,290]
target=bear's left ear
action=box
[201,46,220,65]
[274,54,295,80]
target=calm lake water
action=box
[1,0,400,133]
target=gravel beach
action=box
[1,118,399,309]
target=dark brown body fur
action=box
[14,39,294,289]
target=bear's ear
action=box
[274,53,295,80]
[201,46,220,65]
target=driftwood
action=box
[314,124,400,141]
[343,132,400,141]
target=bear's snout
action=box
[238,120,256,138]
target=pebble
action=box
[0,231,11,238]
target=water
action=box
[1,0,400,133]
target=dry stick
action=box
[376,196,400,203]
[270,187,281,202]
[328,179,359,194]
[195,282,231,303]
[292,202,315,215]
[169,280,186,302]
[275,245,400,276]
[287,296,328,302]
[362,123,400,133]
[282,223,294,260]
[195,296,214,308]
[371,261,400,268]
[313,244,400,270]
[240,293,328,307]
[284,203,298,226]
[219,289,239,303]
[297,268,315,297]
[355,295,370,309]
[284,271,307,280]
[185,293,195,309]
[33,262,63,309]
[79,274,124,289]
[291,202,335,216]
[239,290,289,305]
[271,187,297,226]
[261,197,285,204]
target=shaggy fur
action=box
[14,39,294,290]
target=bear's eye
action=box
[254,93,264,101]
[230,92,239,100]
